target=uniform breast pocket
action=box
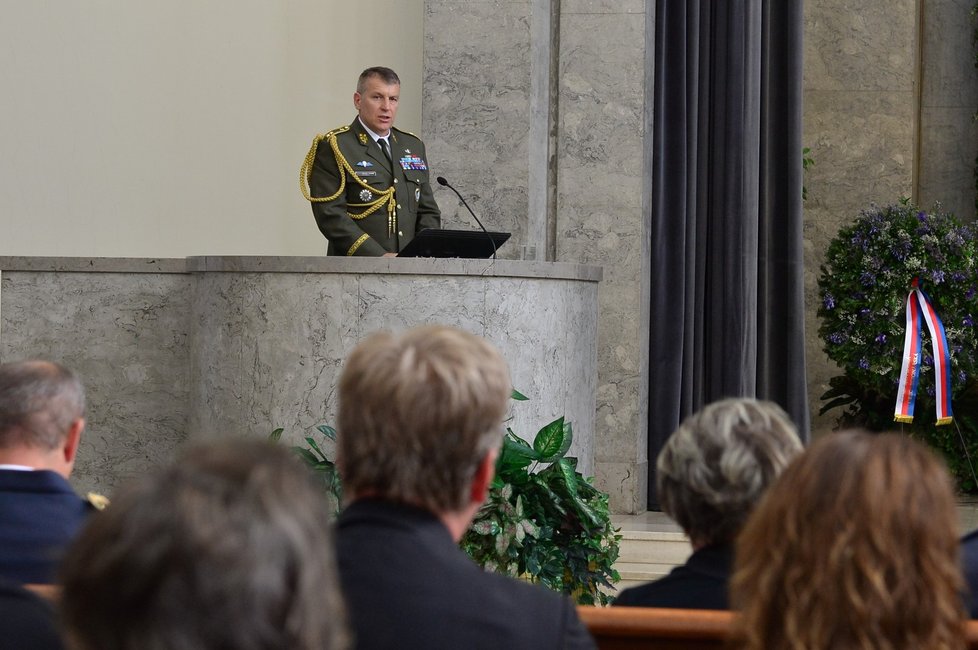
[403,172,426,212]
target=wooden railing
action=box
[577,606,978,650]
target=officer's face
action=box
[354,76,399,136]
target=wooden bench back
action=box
[577,606,978,650]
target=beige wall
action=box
[0,0,424,258]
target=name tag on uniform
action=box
[355,170,377,177]
[399,155,428,171]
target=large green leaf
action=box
[533,417,570,460]
[511,389,530,401]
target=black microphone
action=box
[436,176,497,260]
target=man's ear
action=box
[353,91,362,110]
[469,449,497,505]
[62,417,84,465]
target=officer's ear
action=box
[62,417,84,466]
[353,91,362,110]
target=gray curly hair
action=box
[656,398,802,546]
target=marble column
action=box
[424,0,652,511]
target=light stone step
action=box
[617,530,691,566]
[608,523,692,597]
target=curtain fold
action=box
[648,0,808,508]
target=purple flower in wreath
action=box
[875,333,887,344]
[858,358,870,370]
[959,370,968,384]
[968,286,977,301]
[828,332,846,345]
[930,269,946,284]
[860,272,876,287]
[964,315,974,328]
[923,355,934,367]
[823,294,835,310]
[952,271,967,282]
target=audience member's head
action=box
[731,430,965,650]
[60,440,347,650]
[0,360,85,477]
[337,326,510,532]
[656,398,802,548]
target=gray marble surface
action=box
[0,256,600,494]
[424,1,650,511]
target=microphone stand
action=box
[436,176,497,260]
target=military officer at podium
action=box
[301,66,441,256]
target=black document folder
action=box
[398,229,511,259]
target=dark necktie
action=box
[378,138,391,163]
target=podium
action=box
[0,255,602,494]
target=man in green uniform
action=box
[301,67,441,256]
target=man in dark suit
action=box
[302,66,441,256]
[0,360,94,584]
[335,326,595,649]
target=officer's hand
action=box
[382,252,397,258]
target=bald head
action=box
[0,360,85,451]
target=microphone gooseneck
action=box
[435,176,497,260]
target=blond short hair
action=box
[338,326,511,513]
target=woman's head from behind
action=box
[732,430,965,650]
[656,398,802,548]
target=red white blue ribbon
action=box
[894,279,953,425]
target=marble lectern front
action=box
[0,256,601,494]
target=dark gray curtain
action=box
[648,0,809,507]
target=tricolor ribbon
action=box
[894,278,953,425]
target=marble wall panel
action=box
[424,1,532,251]
[918,0,978,221]
[557,7,647,511]
[484,277,598,474]
[0,271,190,494]
[188,272,361,447]
[805,0,917,92]
[803,0,917,434]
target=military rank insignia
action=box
[358,133,368,145]
[399,155,428,171]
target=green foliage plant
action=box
[817,203,978,489]
[270,425,342,514]
[460,390,622,606]
[272,391,622,604]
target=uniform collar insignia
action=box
[357,132,368,145]
[356,160,374,167]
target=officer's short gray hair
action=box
[357,66,400,93]
[656,398,802,547]
[0,360,85,450]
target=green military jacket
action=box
[302,119,441,256]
